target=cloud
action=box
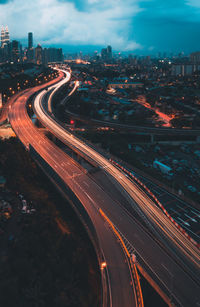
[131,0,200,53]
[0,0,12,3]
[0,0,142,51]
[186,0,200,8]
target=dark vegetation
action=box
[0,138,100,307]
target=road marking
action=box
[176,204,187,212]
[184,213,197,223]
[177,217,190,226]
[191,210,200,218]
[161,263,173,277]
[170,208,180,216]
[83,181,89,187]
[158,192,167,197]
[151,188,161,196]
[84,192,98,209]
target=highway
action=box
[123,165,200,244]
[8,70,200,306]
[32,70,200,305]
[7,74,138,307]
[0,89,29,125]
[34,78,200,267]
[47,69,71,113]
[0,71,65,125]
[62,105,200,136]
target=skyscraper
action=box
[11,40,20,63]
[107,45,112,59]
[27,32,34,63]
[35,44,42,65]
[101,48,107,60]
[28,32,33,49]
[101,45,112,61]
[1,26,10,47]
[1,26,5,47]
[4,26,10,45]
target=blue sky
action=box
[0,0,200,54]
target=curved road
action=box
[33,70,200,306]
[6,70,200,307]
[7,76,138,307]
[35,76,200,266]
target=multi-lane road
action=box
[124,167,200,245]
[34,75,200,262]
[7,73,139,307]
[7,69,200,306]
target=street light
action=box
[101,262,107,270]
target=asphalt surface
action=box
[34,85,200,261]
[31,73,200,306]
[6,71,200,307]
[129,170,200,244]
[8,78,137,307]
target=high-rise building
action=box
[27,47,34,63]
[11,40,20,63]
[101,48,108,61]
[101,45,112,61]
[171,63,200,76]
[1,26,10,47]
[1,26,5,47]
[107,45,112,59]
[35,44,43,64]
[4,26,10,45]
[43,47,63,65]
[27,32,34,62]
[28,32,33,49]
[190,51,200,63]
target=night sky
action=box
[0,0,200,53]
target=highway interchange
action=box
[3,67,200,306]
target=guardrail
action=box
[99,208,144,307]
[110,159,200,250]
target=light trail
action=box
[8,72,137,307]
[33,70,200,269]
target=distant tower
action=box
[4,26,10,45]
[1,26,5,47]
[107,45,112,59]
[35,44,43,65]
[1,26,10,47]
[28,32,33,49]
[101,48,107,60]
[12,40,20,63]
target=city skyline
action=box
[0,0,200,54]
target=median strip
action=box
[99,208,144,307]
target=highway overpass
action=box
[7,71,140,307]
[31,70,200,306]
[4,69,200,306]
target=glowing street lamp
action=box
[101,262,107,270]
